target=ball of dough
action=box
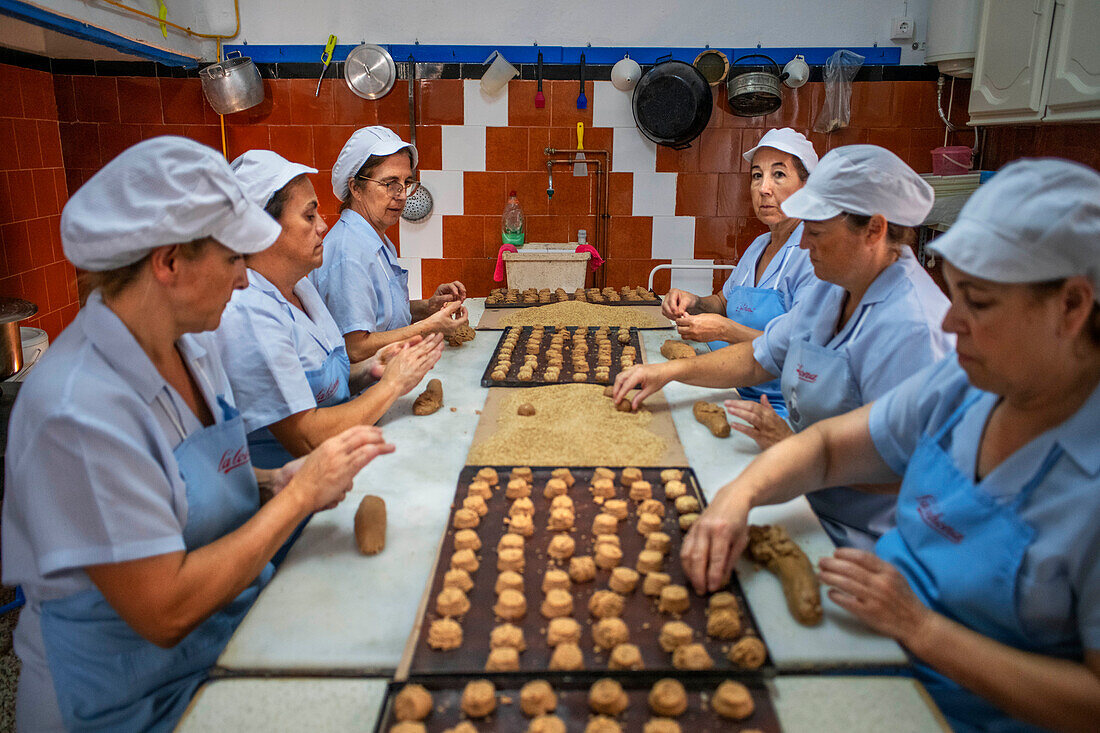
[453,529,481,552]
[645,532,671,554]
[628,480,653,502]
[389,722,425,733]
[541,618,579,649]
[463,495,488,518]
[635,549,664,574]
[660,468,683,483]
[509,513,535,537]
[593,467,616,481]
[678,513,699,531]
[548,642,584,670]
[608,642,644,670]
[643,572,672,596]
[584,716,622,733]
[517,402,536,416]
[507,479,532,499]
[548,507,575,531]
[711,680,755,720]
[572,372,588,383]
[494,589,527,621]
[568,555,597,583]
[394,683,432,721]
[594,543,623,570]
[588,678,629,715]
[547,533,575,561]
[540,588,574,619]
[706,609,742,639]
[592,617,630,650]
[453,508,479,529]
[672,643,714,670]
[663,480,687,500]
[511,466,534,483]
[594,533,620,549]
[588,590,625,619]
[450,548,479,573]
[638,499,666,518]
[543,478,568,498]
[495,570,524,594]
[643,719,681,733]
[620,467,643,487]
[509,497,535,517]
[498,533,524,552]
[520,679,558,717]
[542,568,571,592]
[608,567,640,594]
[497,547,525,573]
[461,679,497,718]
[658,621,693,652]
[590,478,616,499]
[443,722,477,733]
[551,468,575,487]
[727,636,767,669]
[436,587,470,617]
[427,618,463,650]
[485,645,520,671]
[476,467,499,486]
[467,480,492,500]
[550,495,574,512]
[674,495,700,514]
[486,621,525,655]
[658,585,690,615]
[708,591,739,613]
[443,568,474,592]
[527,715,566,733]
[603,499,628,520]
[636,512,662,536]
[648,678,688,717]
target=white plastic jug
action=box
[480,51,518,96]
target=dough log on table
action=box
[602,385,641,412]
[692,401,730,438]
[412,378,443,415]
[745,524,823,625]
[660,340,697,360]
[353,495,386,555]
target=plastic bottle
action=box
[501,191,525,247]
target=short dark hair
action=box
[78,238,211,303]
[263,173,309,220]
[791,157,810,182]
[841,212,916,252]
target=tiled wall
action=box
[0,63,78,341]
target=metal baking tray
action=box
[375,675,781,732]
[407,466,773,678]
[480,327,644,388]
[485,288,662,309]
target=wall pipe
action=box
[545,151,609,289]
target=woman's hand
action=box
[612,363,672,411]
[364,335,424,380]
[425,301,469,336]
[287,426,395,513]
[427,281,467,312]
[662,288,698,319]
[680,483,754,594]
[379,332,445,396]
[818,548,935,645]
[675,313,733,342]
[725,394,794,450]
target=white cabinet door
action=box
[969,0,1056,124]
[1043,0,1100,121]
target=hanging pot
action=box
[0,297,36,379]
[632,58,712,150]
[199,51,264,115]
[726,54,788,117]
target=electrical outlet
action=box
[891,16,915,41]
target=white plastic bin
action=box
[503,244,590,291]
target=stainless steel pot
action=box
[199,51,264,115]
[0,298,37,380]
[727,54,788,117]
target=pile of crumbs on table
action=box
[467,384,668,466]
[496,301,668,329]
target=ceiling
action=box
[1,14,144,61]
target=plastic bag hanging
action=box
[814,50,864,133]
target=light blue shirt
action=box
[310,208,410,335]
[719,224,817,311]
[214,270,347,435]
[870,356,1100,651]
[753,247,955,405]
[1,291,239,729]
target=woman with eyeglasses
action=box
[311,126,469,361]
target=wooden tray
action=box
[407,466,772,678]
[375,675,781,732]
[480,327,643,388]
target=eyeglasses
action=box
[356,176,420,199]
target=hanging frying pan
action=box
[345,43,396,100]
[632,58,712,150]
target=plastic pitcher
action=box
[481,51,518,95]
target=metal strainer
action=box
[402,56,434,223]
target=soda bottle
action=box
[501,191,525,247]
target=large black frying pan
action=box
[632,58,712,149]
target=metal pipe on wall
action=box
[545,152,609,289]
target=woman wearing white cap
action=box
[215,150,444,472]
[684,158,1100,732]
[616,145,953,549]
[0,138,392,731]
[311,126,469,361]
[662,127,820,418]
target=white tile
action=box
[670,259,717,294]
[632,172,678,216]
[463,79,509,127]
[398,216,443,259]
[651,217,696,259]
[441,125,486,172]
[612,126,657,173]
[593,80,637,128]
[418,170,463,215]
[397,257,423,300]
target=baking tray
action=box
[485,288,662,309]
[480,327,644,388]
[407,466,772,678]
[475,305,673,331]
[375,675,781,732]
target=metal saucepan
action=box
[0,297,37,379]
[727,53,788,117]
[199,51,264,115]
[632,58,712,150]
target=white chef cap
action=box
[330,126,418,201]
[230,150,318,209]
[930,158,1100,302]
[61,136,280,271]
[781,144,934,227]
[742,127,819,174]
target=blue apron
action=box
[781,308,896,549]
[39,392,272,732]
[876,395,1076,733]
[712,242,796,417]
[377,237,412,331]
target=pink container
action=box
[931,145,973,176]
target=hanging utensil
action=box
[726,54,788,117]
[693,49,730,86]
[345,43,397,100]
[402,55,434,223]
[632,57,712,149]
[314,34,337,96]
[199,51,265,115]
[573,122,587,177]
[535,50,545,108]
[577,52,587,110]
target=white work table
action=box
[218,298,906,674]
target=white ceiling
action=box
[0,14,145,61]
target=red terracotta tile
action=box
[0,64,24,117]
[221,79,290,126]
[908,128,944,174]
[764,82,820,130]
[52,75,76,122]
[607,172,633,216]
[442,215,486,259]
[13,118,43,169]
[0,119,19,172]
[697,127,739,173]
[567,214,598,243]
[675,173,719,217]
[607,216,653,260]
[20,68,57,121]
[63,259,78,302]
[737,217,770,251]
[717,173,751,218]
[602,258,631,289]
[0,275,22,298]
[43,260,69,311]
[693,216,740,259]
[485,126,529,171]
[39,309,65,341]
[737,129,765,173]
[849,82,895,129]
[116,77,164,124]
[268,126,315,167]
[422,258,495,299]
[26,217,53,268]
[508,80,552,128]
[636,259,671,292]
[549,80,594,128]
[37,120,64,168]
[332,83,380,126]
[522,215,569,247]
[413,124,442,170]
[656,143,699,173]
[97,123,146,168]
[546,171,594,219]
[193,125,225,152]
[820,124,866,152]
[463,171,507,215]
[289,79,335,125]
[865,127,911,163]
[48,214,63,263]
[160,78,209,125]
[312,125,356,169]
[52,170,68,211]
[893,81,935,129]
[142,123,189,139]
[526,128,550,171]
[61,301,80,328]
[71,76,119,123]
[225,123,271,158]
[20,266,48,310]
[32,170,58,218]
[0,173,13,228]
[375,81,409,127]
[548,125,611,155]
[417,79,463,126]
[7,170,37,220]
[505,171,552,216]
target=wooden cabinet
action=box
[1043,0,1100,121]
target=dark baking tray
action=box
[485,289,662,308]
[408,466,773,678]
[376,675,781,732]
[480,327,644,388]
